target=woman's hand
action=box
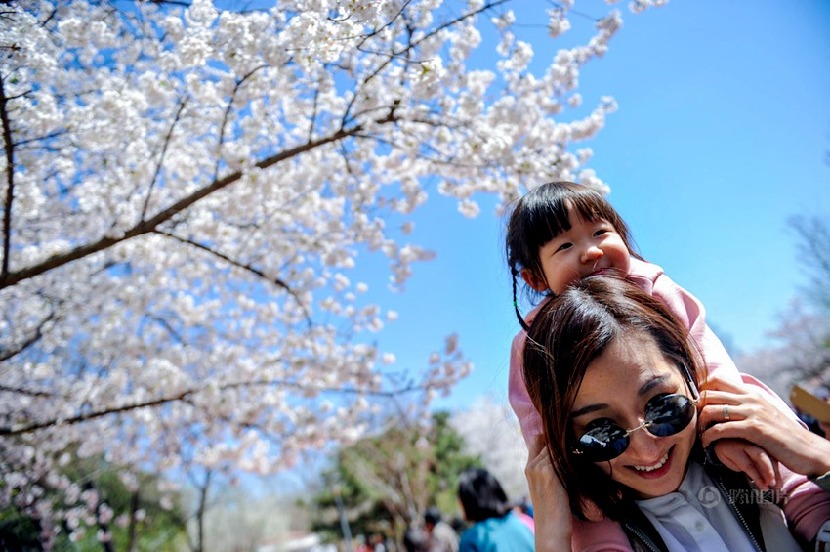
[525,433,573,551]
[699,377,830,478]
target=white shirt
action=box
[636,462,800,552]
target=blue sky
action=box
[367,0,830,413]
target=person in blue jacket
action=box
[456,468,534,552]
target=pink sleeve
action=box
[571,518,632,552]
[650,272,742,384]
[779,467,830,545]
[651,272,800,420]
[508,329,543,448]
[652,273,828,529]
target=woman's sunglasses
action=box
[570,393,696,462]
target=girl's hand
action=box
[699,377,830,479]
[525,433,573,551]
[709,439,779,490]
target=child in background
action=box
[504,181,827,549]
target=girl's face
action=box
[570,332,696,499]
[522,205,631,294]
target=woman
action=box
[456,468,534,552]
[521,275,830,551]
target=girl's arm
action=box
[699,377,830,545]
[508,330,544,447]
[646,266,790,488]
[647,266,797,416]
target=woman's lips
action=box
[629,447,674,480]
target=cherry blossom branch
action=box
[340,0,506,127]
[0,389,195,437]
[0,110,397,290]
[0,310,56,362]
[0,384,57,398]
[0,373,437,437]
[141,97,188,222]
[213,65,267,182]
[153,229,313,325]
[360,0,509,86]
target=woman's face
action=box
[569,331,696,499]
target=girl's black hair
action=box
[505,181,641,330]
[456,468,511,523]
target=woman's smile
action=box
[628,446,673,479]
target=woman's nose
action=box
[625,426,664,464]
[581,246,603,264]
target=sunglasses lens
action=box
[645,395,695,437]
[573,394,695,462]
[577,422,629,462]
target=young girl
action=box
[504,181,828,547]
[521,275,830,551]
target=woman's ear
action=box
[520,268,549,292]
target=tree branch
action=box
[153,230,313,326]
[0,75,17,279]
[0,112,396,290]
[0,371,427,437]
[0,384,57,398]
[142,97,188,222]
[0,309,56,362]
[0,389,195,437]
[213,66,267,183]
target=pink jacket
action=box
[509,258,830,549]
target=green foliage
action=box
[429,411,481,513]
[0,505,41,551]
[0,452,188,551]
[309,411,480,544]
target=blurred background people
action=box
[456,468,533,552]
[510,498,534,533]
[403,527,429,552]
[423,506,459,552]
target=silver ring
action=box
[723,404,730,421]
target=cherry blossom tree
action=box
[737,216,830,399]
[0,0,665,544]
[450,397,528,500]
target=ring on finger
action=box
[723,404,730,421]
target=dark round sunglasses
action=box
[571,393,697,463]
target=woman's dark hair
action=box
[456,468,511,523]
[521,274,704,521]
[504,181,642,329]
